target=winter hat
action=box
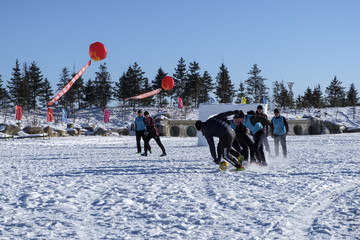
[274,108,280,114]
[257,105,263,110]
[195,120,203,131]
[144,111,150,116]
[137,110,142,114]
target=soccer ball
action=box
[219,161,229,171]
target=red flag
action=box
[15,105,23,120]
[104,109,110,123]
[178,97,183,109]
[47,108,54,122]
[48,60,91,106]
[125,88,162,100]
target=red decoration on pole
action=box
[15,105,23,120]
[89,42,107,61]
[125,76,175,101]
[104,109,110,123]
[48,42,107,106]
[161,76,174,90]
[48,60,91,106]
[125,88,162,100]
[178,97,183,109]
[47,108,54,122]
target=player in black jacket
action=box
[195,110,244,170]
[234,111,256,162]
[141,111,166,157]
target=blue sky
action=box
[1,0,359,99]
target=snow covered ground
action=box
[1,133,359,239]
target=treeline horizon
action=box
[0,58,359,112]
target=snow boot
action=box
[260,161,268,166]
[235,165,246,171]
[160,152,167,157]
[141,153,147,156]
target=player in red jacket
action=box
[141,111,166,157]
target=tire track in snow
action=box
[263,158,355,238]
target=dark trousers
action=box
[144,131,165,154]
[136,130,151,153]
[237,134,256,161]
[217,131,242,168]
[253,130,266,162]
[232,139,242,155]
[274,134,287,157]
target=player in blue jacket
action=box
[270,108,289,158]
[135,110,151,154]
[242,110,269,165]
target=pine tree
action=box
[152,67,168,107]
[20,63,31,110]
[235,81,247,104]
[199,71,214,104]
[272,81,291,108]
[172,57,187,98]
[312,84,324,108]
[71,72,85,109]
[124,62,148,108]
[0,74,10,109]
[302,87,313,108]
[39,77,53,108]
[183,61,202,107]
[94,63,112,110]
[83,78,97,108]
[245,64,268,103]
[325,76,345,107]
[215,63,235,103]
[295,95,303,109]
[346,83,359,106]
[28,61,45,109]
[57,67,72,110]
[7,59,24,106]
[114,72,130,105]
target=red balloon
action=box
[89,42,107,61]
[161,76,174,90]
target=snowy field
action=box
[1,133,359,239]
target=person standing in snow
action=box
[141,111,166,157]
[255,105,271,153]
[195,110,245,171]
[135,110,151,154]
[242,110,269,165]
[270,108,289,158]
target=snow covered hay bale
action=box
[5,124,21,135]
[23,126,44,134]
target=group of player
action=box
[195,105,289,171]
[134,106,289,171]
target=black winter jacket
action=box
[201,111,237,160]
